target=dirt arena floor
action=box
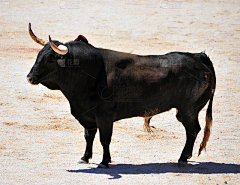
[0,0,240,184]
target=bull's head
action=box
[27,23,68,89]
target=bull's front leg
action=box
[78,128,97,164]
[96,116,113,168]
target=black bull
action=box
[27,36,216,168]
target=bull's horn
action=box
[49,35,68,55]
[28,23,46,46]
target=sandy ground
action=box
[0,0,240,184]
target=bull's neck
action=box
[56,67,92,100]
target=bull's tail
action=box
[198,53,216,156]
[198,91,214,156]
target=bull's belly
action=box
[114,98,174,121]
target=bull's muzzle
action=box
[27,74,39,85]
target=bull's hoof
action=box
[144,126,156,133]
[178,160,187,167]
[78,159,88,164]
[98,163,109,168]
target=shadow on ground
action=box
[67,162,240,179]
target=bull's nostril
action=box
[27,76,33,84]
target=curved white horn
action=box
[49,35,68,55]
[29,23,46,46]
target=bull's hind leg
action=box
[143,117,155,132]
[178,112,201,166]
[78,128,97,164]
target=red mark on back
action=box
[74,35,88,44]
